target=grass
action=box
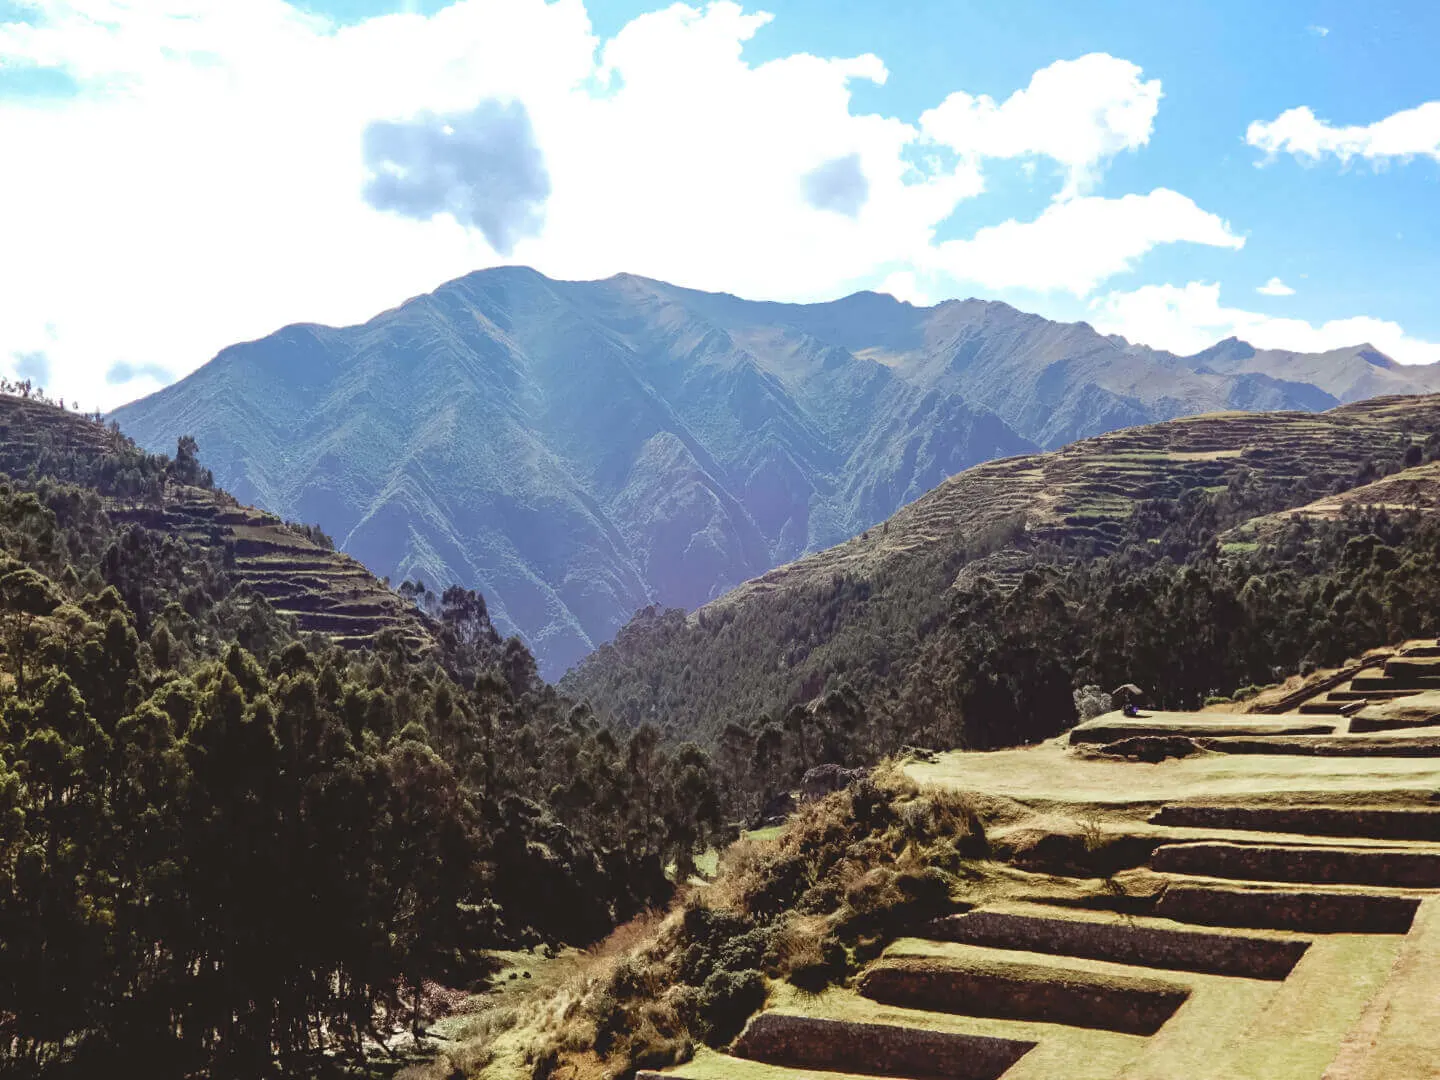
[1323,898,1440,1080]
[870,942,1190,1002]
[397,707,1440,1080]
[653,1045,880,1080]
[1128,933,1406,1080]
[867,925,1404,1080]
[742,825,787,844]
[1068,710,1338,741]
[905,739,1440,805]
[763,985,1147,1080]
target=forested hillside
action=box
[110,268,1440,677]
[564,395,1440,817]
[0,392,723,1077]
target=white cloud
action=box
[878,270,928,306]
[1256,276,1295,296]
[1308,24,1329,37]
[930,189,1243,297]
[1247,101,1440,165]
[0,2,1229,410]
[920,53,1161,198]
[1091,281,1440,366]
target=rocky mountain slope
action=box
[110,268,1440,676]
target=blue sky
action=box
[2,0,1438,409]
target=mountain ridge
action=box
[110,267,1440,676]
[561,392,1440,740]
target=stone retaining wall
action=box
[925,910,1308,979]
[1156,885,1419,933]
[1150,804,1440,840]
[731,1012,1035,1080]
[1069,721,1333,744]
[857,958,1187,1036]
[1152,841,1440,888]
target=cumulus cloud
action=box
[802,153,868,217]
[0,1,1241,410]
[920,53,1161,198]
[1256,276,1295,296]
[106,360,173,385]
[1091,281,1440,366]
[1247,101,1440,165]
[363,99,550,255]
[931,189,1243,296]
[878,270,928,305]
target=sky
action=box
[2,0,1439,411]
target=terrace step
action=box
[1154,884,1420,934]
[856,955,1188,1036]
[1323,689,1423,702]
[1151,841,1440,888]
[1192,733,1440,756]
[1151,804,1440,841]
[1384,656,1440,679]
[1348,713,1440,736]
[638,1057,883,1080]
[287,612,396,634]
[233,557,360,574]
[234,564,372,578]
[1351,675,1440,692]
[1069,713,1336,743]
[730,1012,1035,1080]
[923,907,1308,980]
[1324,898,1440,1080]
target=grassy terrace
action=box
[904,739,1440,804]
[612,645,1440,1080]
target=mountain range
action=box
[110,267,1440,676]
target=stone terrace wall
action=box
[926,910,1308,980]
[730,1013,1035,1080]
[857,958,1187,1036]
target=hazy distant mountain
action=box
[110,267,1440,676]
[1177,338,1440,403]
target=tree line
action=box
[0,400,723,1077]
[568,436,1440,822]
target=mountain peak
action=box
[1188,336,1258,365]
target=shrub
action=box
[697,968,767,1047]
[1232,683,1270,701]
[1073,684,1113,721]
[786,937,848,993]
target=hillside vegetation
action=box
[429,712,1440,1080]
[0,395,433,653]
[564,395,1440,816]
[109,268,1440,676]
[0,393,726,1077]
